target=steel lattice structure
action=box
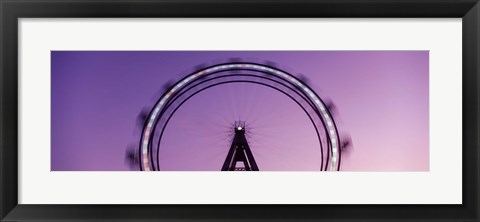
[221,121,259,171]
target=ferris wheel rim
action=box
[138,62,341,171]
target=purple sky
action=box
[51,51,429,171]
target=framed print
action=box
[1,0,479,221]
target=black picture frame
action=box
[1,0,479,221]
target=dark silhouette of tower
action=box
[221,121,259,171]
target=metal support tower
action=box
[221,121,259,171]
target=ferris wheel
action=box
[132,61,345,171]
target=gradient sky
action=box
[51,51,429,171]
